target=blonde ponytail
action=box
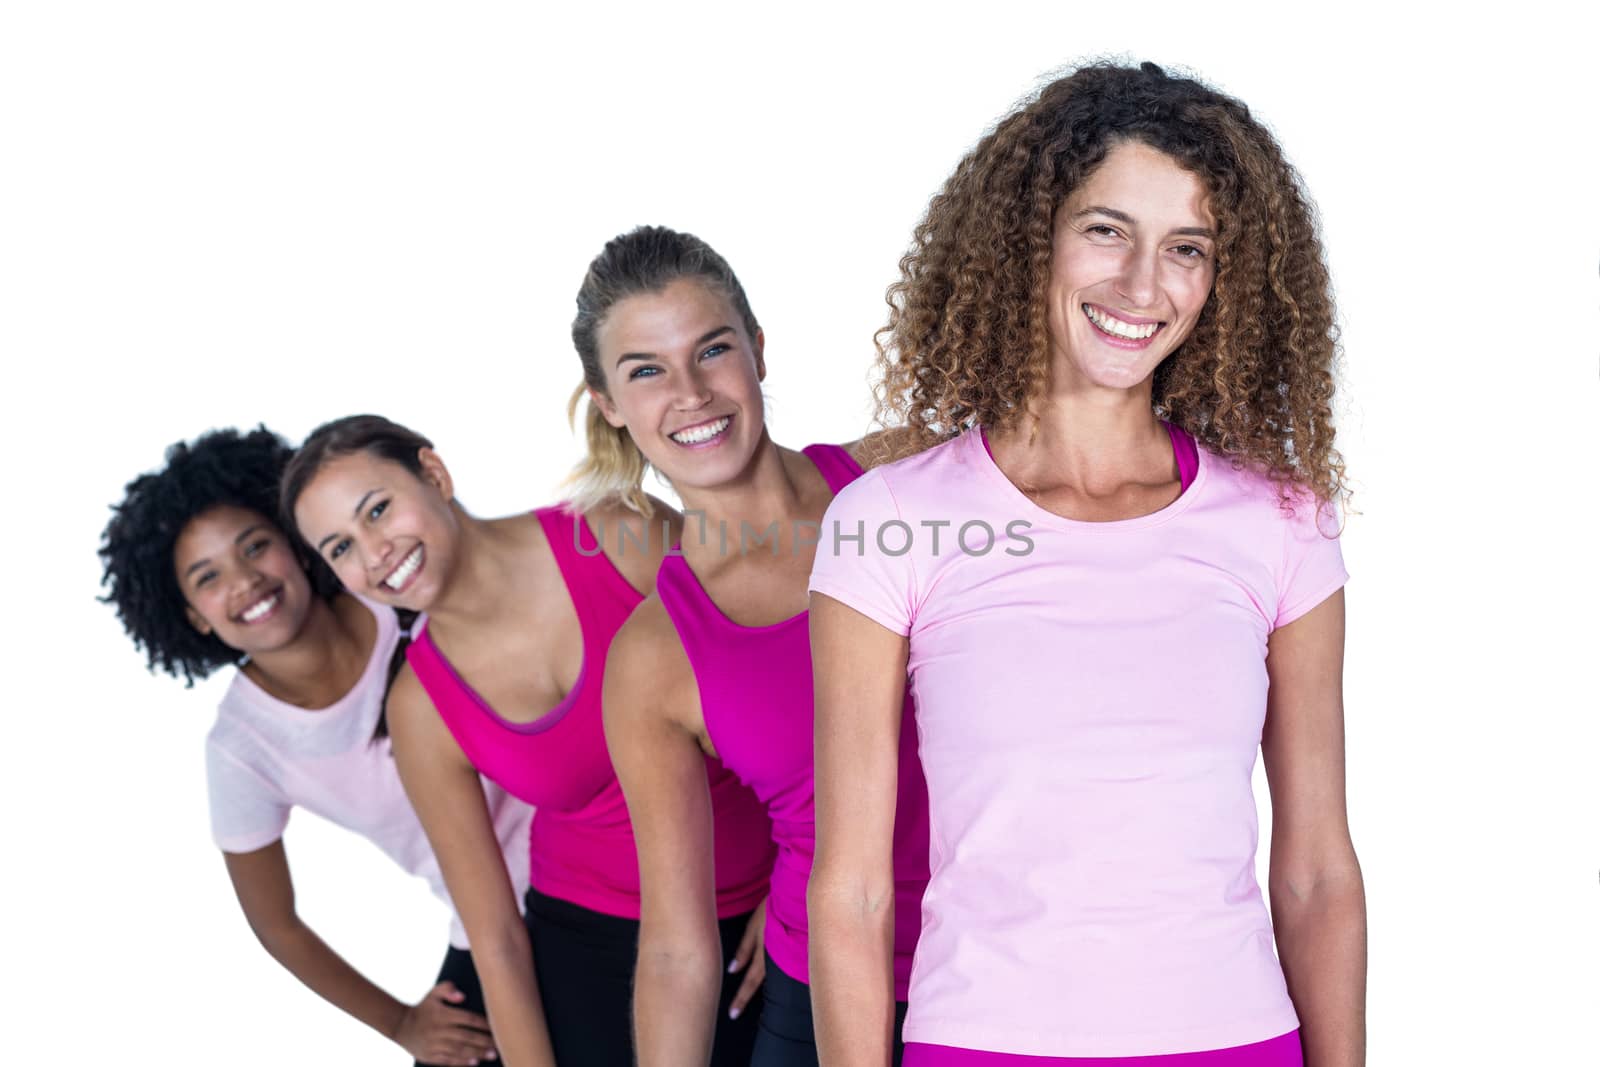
[561,382,653,517]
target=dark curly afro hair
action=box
[98,426,339,686]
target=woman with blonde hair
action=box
[589,225,932,1067]
[809,61,1365,1066]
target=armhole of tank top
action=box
[802,442,864,496]
[534,504,641,620]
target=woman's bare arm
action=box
[604,597,724,1066]
[389,668,556,1067]
[1262,589,1366,1067]
[808,593,906,1067]
[224,843,496,1065]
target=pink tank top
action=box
[655,444,931,997]
[406,504,774,919]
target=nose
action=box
[357,528,396,580]
[1113,241,1161,309]
[227,562,263,599]
[672,363,713,410]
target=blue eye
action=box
[701,344,729,359]
[329,538,350,561]
[628,365,660,380]
[367,500,387,522]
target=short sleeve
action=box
[205,737,291,854]
[1273,491,1349,629]
[807,468,920,637]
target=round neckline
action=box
[234,597,393,719]
[974,423,1208,534]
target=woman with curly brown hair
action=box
[807,62,1365,1067]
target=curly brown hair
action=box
[872,61,1348,508]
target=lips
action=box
[234,588,284,625]
[380,544,424,594]
[1083,303,1165,344]
[668,414,733,448]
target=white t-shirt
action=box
[205,599,533,949]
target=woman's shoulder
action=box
[1201,448,1342,534]
[604,593,699,726]
[829,431,982,513]
[843,425,966,474]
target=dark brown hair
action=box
[873,61,1348,508]
[279,414,435,542]
[279,414,435,741]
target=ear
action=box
[415,447,456,502]
[185,603,212,636]
[589,387,627,430]
[753,328,766,383]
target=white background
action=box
[3,1,1596,1062]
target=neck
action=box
[992,370,1171,489]
[244,594,370,709]
[674,431,813,566]
[415,503,519,633]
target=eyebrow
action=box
[1073,205,1215,239]
[615,325,735,369]
[183,523,270,579]
[312,489,383,552]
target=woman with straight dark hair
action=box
[285,415,774,1067]
[809,62,1365,1066]
[99,426,532,1067]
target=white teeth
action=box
[1084,305,1160,340]
[670,416,730,445]
[240,592,280,623]
[382,546,422,591]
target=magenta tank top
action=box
[654,444,931,997]
[406,504,774,919]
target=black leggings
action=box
[753,951,908,1067]
[415,946,488,1067]
[523,887,762,1066]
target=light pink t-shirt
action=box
[206,600,535,949]
[808,428,1347,1058]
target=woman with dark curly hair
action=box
[808,63,1365,1066]
[98,427,533,1067]
[284,414,775,1067]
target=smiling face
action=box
[589,277,768,492]
[1045,139,1217,393]
[292,448,459,612]
[173,505,314,656]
